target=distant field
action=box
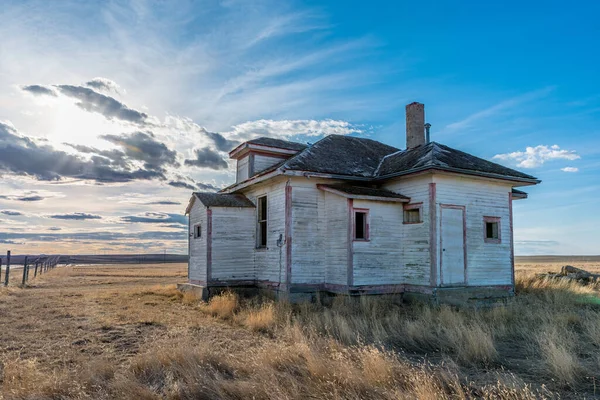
[516,256,600,274]
[1,259,598,399]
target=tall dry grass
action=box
[2,271,598,399]
[197,273,600,388]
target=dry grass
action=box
[0,260,599,399]
[201,290,239,318]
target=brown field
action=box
[0,260,599,399]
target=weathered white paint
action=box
[254,154,286,175]
[210,207,256,281]
[188,170,516,293]
[433,174,513,286]
[188,199,207,283]
[241,177,289,284]
[236,155,250,183]
[290,186,323,284]
[440,206,465,285]
[352,199,403,285]
[383,175,433,286]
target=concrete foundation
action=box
[178,282,514,307]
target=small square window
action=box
[354,210,368,240]
[193,224,201,239]
[486,222,498,239]
[484,217,501,243]
[403,204,422,224]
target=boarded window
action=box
[193,224,201,239]
[484,217,501,243]
[257,196,268,247]
[403,204,422,224]
[404,209,420,223]
[354,211,368,240]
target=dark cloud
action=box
[0,210,23,216]
[85,78,121,94]
[0,230,185,243]
[121,212,186,225]
[101,131,178,171]
[147,200,181,205]
[49,213,102,220]
[167,180,219,192]
[22,85,57,97]
[0,194,45,202]
[66,143,129,169]
[204,130,239,152]
[55,85,147,124]
[0,121,165,183]
[168,180,195,190]
[196,182,219,191]
[184,147,228,170]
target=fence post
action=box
[0,257,2,285]
[22,256,28,286]
[4,251,10,286]
[34,262,38,278]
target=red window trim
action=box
[353,208,370,241]
[403,202,423,224]
[483,216,501,244]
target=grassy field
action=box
[0,261,599,399]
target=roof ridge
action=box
[374,149,404,176]
[280,134,333,171]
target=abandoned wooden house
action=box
[183,102,540,303]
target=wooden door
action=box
[440,206,466,285]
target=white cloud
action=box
[493,144,580,168]
[228,119,362,141]
[561,167,579,172]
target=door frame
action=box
[439,204,467,286]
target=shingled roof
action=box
[222,135,539,192]
[246,137,308,152]
[317,184,410,202]
[191,193,255,209]
[375,142,539,182]
[282,135,399,178]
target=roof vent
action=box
[425,123,431,143]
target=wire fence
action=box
[0,251,61,287]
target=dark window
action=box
[257,196,267,247]
[193,224,201,239]
[486,221,499,240]
[355,211,367,240]
[404,208,421,223]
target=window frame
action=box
[403,202,423,224]
[353,208,370,241]
[256,195,268,248]
[193,223,202,239]
[483,216,501,244]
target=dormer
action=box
[229,137,307,183]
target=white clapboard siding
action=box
[210,207,256,280]
[383,175,432,285]
[290,186,324,284]
[324,191,349,285]
[253,154,286,175]
[242,178,288,284]
[236,155,250,183]
[433,175,512,286]
[188,200,207,282]
[352,200,404,285]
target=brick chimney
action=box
[406,102,425,149]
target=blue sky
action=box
[0,0,598,254]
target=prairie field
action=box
[0,260,599,399]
